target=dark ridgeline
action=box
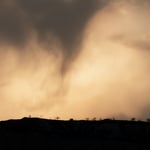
[0,117,150,150]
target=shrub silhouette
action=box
[92,117,96,121]
[69,118,74,121]
[56,117,60,120]
[131,118,136,121]
[147,118,150,122]
[86,118,89,121]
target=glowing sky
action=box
[0,0,150,120]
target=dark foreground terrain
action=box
[0,118,150,150]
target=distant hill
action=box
[0,117,150,150]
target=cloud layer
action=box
[0,0,108,72]
[0,0,150,120]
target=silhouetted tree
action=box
[69,118,74,121]
[92,117,96,121]
[86,118,89,121]
[56,117,60,120]
[147,118,150,122]
[131,118,136,121]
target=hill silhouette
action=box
[0,117,150,150]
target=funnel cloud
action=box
[0,0,107,72]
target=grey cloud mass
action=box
[0,0,108,72]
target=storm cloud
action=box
[0,0,150,120]
[0,0,108,72]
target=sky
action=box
[0,0,150,120]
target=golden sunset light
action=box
[0,0,150,120]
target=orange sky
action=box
[0,0,150,120]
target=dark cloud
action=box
[0,0,28,45]
[0,0,108,72]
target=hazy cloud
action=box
[0,0,108,72]
[0,0,150,120]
